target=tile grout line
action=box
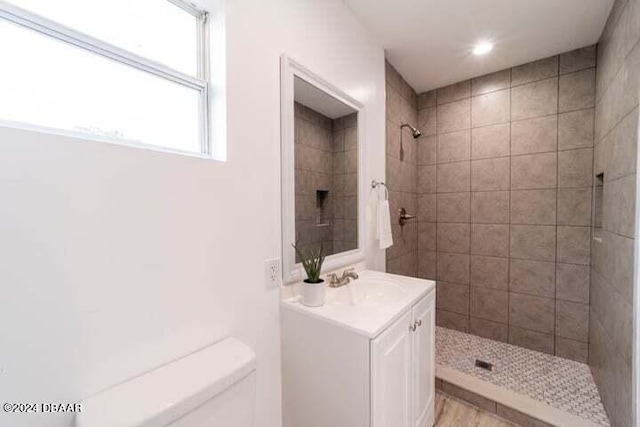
[554,58,560,357]
[507,67,513,345]
[468,91,472,332]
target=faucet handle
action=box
[327,273,339,285]
[341,268,359,280]
[341,268,354,277]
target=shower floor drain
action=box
[475,359,493,371]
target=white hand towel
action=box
[377,199,393,249]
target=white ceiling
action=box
[344,0,614,92]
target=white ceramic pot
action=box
[300,279,326,307]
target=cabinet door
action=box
[412,292,435,427]
[371,310,413,427]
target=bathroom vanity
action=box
[281,270,436,427]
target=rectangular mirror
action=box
[281,56,365,284]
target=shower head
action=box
[401,123,422,138]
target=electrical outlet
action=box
[264,258,281,289]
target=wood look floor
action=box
[435,392,517,427]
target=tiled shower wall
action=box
[387,48,598,362]
[589,0,640,425]
[385,61,419,275]
[331,113,359,254]
[294,103,358,258]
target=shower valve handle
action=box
[398,208,415,226]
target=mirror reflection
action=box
[294,76,358,261]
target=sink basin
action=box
[328,277,407,307]
[281,269,435,338]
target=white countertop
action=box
[281,269,435,339]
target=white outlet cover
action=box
[264,259,281,289]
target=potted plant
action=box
[293,243,327,307]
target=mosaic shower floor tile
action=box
[436,327,610,426]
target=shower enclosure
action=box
[384,8,638,423]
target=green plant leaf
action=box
[292,242,325,283]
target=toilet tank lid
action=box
[75,337,256,427]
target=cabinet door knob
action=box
[417,319,422,327]
[409,323,417,332]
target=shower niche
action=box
[281,55,365,283]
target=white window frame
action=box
[0,0,212,156]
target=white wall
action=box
[0,0,385,426]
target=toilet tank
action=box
[75,338,256,427]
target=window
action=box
[0,0,211,156]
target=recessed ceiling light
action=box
[473,42,493,56]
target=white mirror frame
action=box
[280,55,367,285]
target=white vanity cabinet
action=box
[281,271,435,427]
[371,293,435,427]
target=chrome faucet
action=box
[327,268,359,288]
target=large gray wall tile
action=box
[437,80,470,105]
[556,263,590,303]
[511,189,557,225]
[555,337,588,363]
[437,252,470,284]
[557,226,591,265]
[608,107,638,181]
[509,326,555,355]
[510,225,557,261]
[418,194,436,222]
[437,192,470,223]
[471,191,510,224]
[418,107,437,136]
[511,152,557,189]
[418,222,437,252]
[558,148,593,188]
[472,224,510,257]
[471,123,510,160]
[559,68,596,112]
[511,78,559,120]
[472,69,511,96]
[418,250,437,279]
[436,310,469,332]
[510,293,555,334]
[471,255,509,290]
[417,135,436,165]
[510,259,556,298]
[558,109,594,150]
[557,188,592,226]
[472,89,510,127]
[437,281,470,315]
[418,90,436,110]
[470,287,509,323]
[471,157,510,191]
[560,45,596,75]
[604,174,636,238]
[417,165,436,193]
[511,56,559,86]
[556,300,589,342]
[511,115,558,155]
[437,130,471,163]
[469,317,509,342]
[436,161,470,193]
[437,222,470,253]
[437,99,471,134]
